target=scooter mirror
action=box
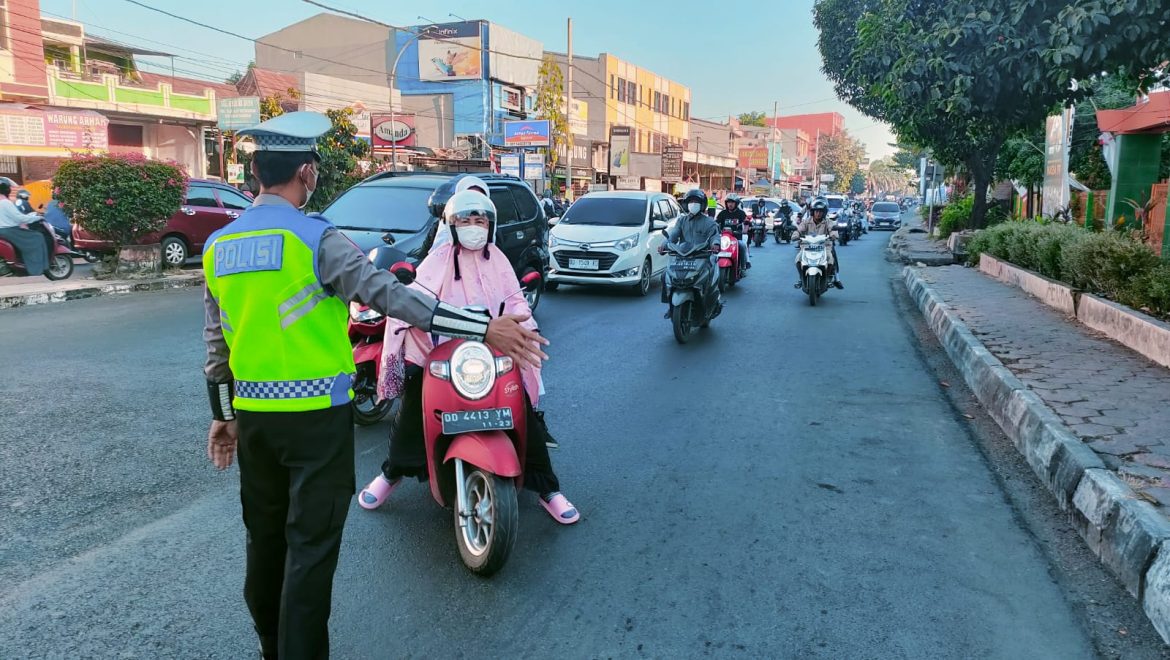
[390,261,416,284]
[521,270,542,292]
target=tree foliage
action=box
[817,131,865,193]
[535,55,568,172]
[737,111,767,127]
[850,171,867,194]
[868,157,911,195]
[226,60,255,86]
[306,108,371,212]
[53,153,187,249]
[814,0,1170,228]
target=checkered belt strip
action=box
[235,376,340,400]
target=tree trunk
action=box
[967,148,1000,229]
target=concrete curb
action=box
[979,254,1078,317]
[1078,293,1170,370]
[903,266,1170,643]
[887,227,955,266]
[0,273,204,310]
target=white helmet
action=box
[454,175,489,196]
[443,189,497,248]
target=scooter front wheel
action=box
[45,254,74,281]
[807,274,821,306]
[672,301,694,344]
[456,467,518,576]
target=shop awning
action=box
[0,104,109,157]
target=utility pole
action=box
[566,17,573,200]
[770,100,778,192]
[813,129,822,193]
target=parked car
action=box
[870,201,903,230]
[546,191,678,296]
[72,179,254,266]
[324,172,551,310]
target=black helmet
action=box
[810,198,829,214]
[682,189,708,213]
[725,194,740,206]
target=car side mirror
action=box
[652,219,667,231]
[390,261,416,284]
[548,216,559,227]
[521,270,542,292]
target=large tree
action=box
[818,131,865,194]
[535,55,569,172]
[815,0,1170,227]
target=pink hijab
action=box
[377,239,542,405]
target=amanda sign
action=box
[371,114,416,149]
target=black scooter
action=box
[774,213,795,244]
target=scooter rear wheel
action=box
[456,468,518,576]
[45,254,73,281]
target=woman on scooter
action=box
[358,189,579,525]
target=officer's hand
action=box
[486,314,549,370]
[207,419,239,470]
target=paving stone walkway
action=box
[918,266,1170,512]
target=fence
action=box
[1148,181,1168,257]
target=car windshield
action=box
[874,202,901,212]
[559,197,647,226]
[825,197,844,209]
[323,185,435,233]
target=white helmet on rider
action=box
[454,175,489,197]
[443,189,497,252]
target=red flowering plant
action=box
[52,153,188,250]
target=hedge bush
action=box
[53,153,187,249]
[967,220,1170,317]
[938,194,972,239]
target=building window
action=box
[653,91,661,113]
[628,80,637,106]
[610,74,615,99]
[683,102,690,121]
[617,77,626,103]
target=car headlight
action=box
[720,235,732,250]
[614,233,640,252]
[450,341,496,400]
[549,234,560,248]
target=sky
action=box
[41,0,897,159]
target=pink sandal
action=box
[358,475,400,510]
[539,492,580,525]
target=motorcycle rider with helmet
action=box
[660,188,721,316]
[715,193,750,272]
[791,197,844,289]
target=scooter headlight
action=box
[450,341,496,400]
[720,235,732,250]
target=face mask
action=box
[687,202,702,215]
[298,166,316,210]
[458,225,489,250]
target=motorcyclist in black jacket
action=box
[716,194,750,272]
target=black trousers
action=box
[381,368,560,494]
[237,405,356,660]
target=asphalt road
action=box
[0,225,1164,658]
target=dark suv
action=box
[323,172,551,309]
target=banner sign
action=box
[417,22,482,81]
[737,146,768,170]
[609,125,631,176]
[662,145,683,181]
[226,163,245,184]
[0,107,108,156]
[615,174,640,190]
[370,114,416,149]
[500,153,521,178]
[1043,108,1074,215]
[216,96,261,131]
[503,120,550,147]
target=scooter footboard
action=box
[444,431,522,478]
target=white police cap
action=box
[236,111,330,159]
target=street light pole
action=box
[566,17,573,200]
[389,27,433,172]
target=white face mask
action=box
[458,225,489,250]
[687,202,702,215]
[298,165,316,210]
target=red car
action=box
[72,179,254,266]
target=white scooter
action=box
[795,235,834,306]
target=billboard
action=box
[662,145,683,181]
[737,146,768,170]
[503,120,550,147]
[418,22,482,81]
[370,114,416,149]
[609,125,631,176]
[0,107,108,156]
[216,96,261,131]
[1043,108,1074,215]
[564,96,588,137]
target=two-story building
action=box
[0,2,235,182]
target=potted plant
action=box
[53,153,187,277]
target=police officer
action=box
[201,112,548,659]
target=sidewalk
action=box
[0,270,204,309]
[905,264,1170,641]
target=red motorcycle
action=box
[717,219,744,290]
[0,219,75,280]
[348,299,391,425]
[392,262,540,576]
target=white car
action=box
[546,191,678,296]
